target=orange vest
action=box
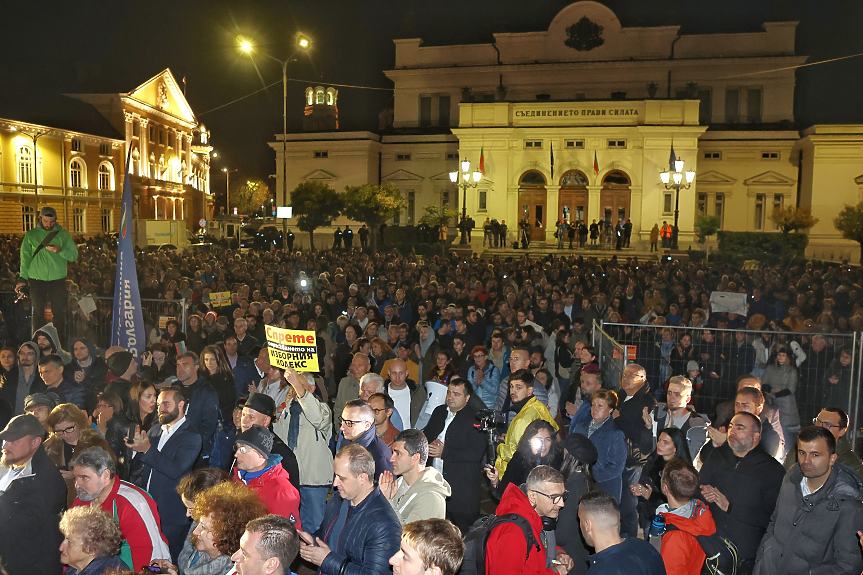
[661,224,672,238]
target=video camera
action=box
[475,408,506,464]
[13,283,29,303]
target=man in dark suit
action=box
[423,377,486,534]
[175,352,220,467]
[127,386,202,561]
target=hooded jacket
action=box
[0,341,45,414]
[754,463,863,575]
[388,466,451,524]
[272,389,334,486]
[233,454,302,530]
[659,499,716,575]
[33,323,73,365]
[496,396,558,475]
[19,221,78,282]
[486,483,558,575]
[65,338,109,394]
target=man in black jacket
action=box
[176,352,221,467]
[0,342,45,416]
[339,399,393,481]
[699,412,784,574]
[423,378,486,534]
[66,338,109,395]
[612,363,656,538]
[0,414,67,575]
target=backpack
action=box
[459,513,540,575]
[664,523,739,575]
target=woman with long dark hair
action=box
[200,346,237,424]
[126,380,157,434]
[631,427,691,540]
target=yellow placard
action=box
[742,260,761,271]
[210,291,232,307]
[265,326,319,372]
[159,316,176,330]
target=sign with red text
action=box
[265,326,319,372]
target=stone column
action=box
[185,134,193,185]
[587,185,602,223]
[139,119,149,177]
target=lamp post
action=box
[222,167,237,216]
[659,156,695,250]
[240,34,311,247]
[449,158,482,245]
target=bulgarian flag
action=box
[593,151,599,175]
[550,143,555,180]
[479,146,485,174]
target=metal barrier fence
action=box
[592,321,629,392]
[0,291,187,351]
[599,321,860,445]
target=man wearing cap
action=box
[233,393,301,493]
[16,206,78,344]
[0,414,68,575]
[233,424,302,528]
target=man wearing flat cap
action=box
[16,206,78,344]
[0,414,68,575]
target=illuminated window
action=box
[70,159,84,188]
[754,193,765,230]
[73,208,85,233]
[315,88,325,105]
[102,208,113,232]
[98,163,113,190]
[22,206,35,231]
[306,89,314,106]
[17,146,34,184]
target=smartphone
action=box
[127,423,137,444]
[141,567,165,574]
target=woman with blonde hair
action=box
[44,403,116,506]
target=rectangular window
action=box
[22,206,35,231]
[438,95,451,127]
[725,89,739,123]
[754,193,766,230]
[663,192,674,216]
[396,153,411,161]
[132,122,140,137]
[773,193,784,230]
[100,144,110,156]
[698,89,712,125]
[101,208,112,233]
[148,124,155,143]
[703,151,721,160]
[747,88,762,123]
[697,192,707,216]
[419,96,432,127]
[407,191,416,225]
[715,193,725,227]
[479,190,488,211]
[607,140,627,148]
[73,208,85,233]
[168,132,174,148]
[313,151,328,158]
[761,151,779,160]
[446,152,458,160]
[565,140,585,149]
[524,140,542,149]
[71,140,82,152]
[393,204,401,225]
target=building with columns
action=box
[273,1,863,260]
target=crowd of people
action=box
[2,209,863,575]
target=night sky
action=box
[2,0,862,188]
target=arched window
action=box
[326,88,335,106]
[519,171,546,185]
[561,171,588,186]
[17,146,34,184]
[315,88,325,105]
[602,171,631,186]
[70,158,85,188]
[98,162,114,191]
[306,88,314,106]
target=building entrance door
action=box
[600,170,631,228]
[518,171,547,242]
[558,170,590,224]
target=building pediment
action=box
[304,169,336,181]
[695,170,737,185]
[382,169,424,182]
[126,69,197,125]
[743,171,796,186]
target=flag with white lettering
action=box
[110,151,146,357]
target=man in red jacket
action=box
[486,466,574,575]
[69,446,170,570]
[658,459,716,575]
[233,425,302,530]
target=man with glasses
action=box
[339,398,393,480]
[486,465,575,575]
[784,407,863,481]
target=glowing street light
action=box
[659,150,696,250]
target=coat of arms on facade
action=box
[157,82,170,110]
[565,17,605,51]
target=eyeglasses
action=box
[55,424,77,435]
[474,354,487,358]
[532,490,568,505]
[813,417,844,430]
[339,417,366,428]
[236,445,256,454]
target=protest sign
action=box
[210,291,232,307]
[265,325,319,372]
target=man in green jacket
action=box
[16,207,78,344]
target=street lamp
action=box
[659,155,695,250]
[449,158,482,245]
[222,167,237,216]
[239,33,311,246]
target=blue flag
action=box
[669,141,677,171]
[110,152,146,357]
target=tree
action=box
[769,205,819,237]
[232,180,271,217]
[693,215,721,244]
[834,202,863,264]
[341,183,406,252]
[290,181,342,251]
[419,204,458,240]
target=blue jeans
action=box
[300,486,329,534]
[619,466,641,538]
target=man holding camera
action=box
[16,206,78,344]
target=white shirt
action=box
[801,476,824,497]
[389,385,413,429]
[147,416,187,491]
[432,409,457,474]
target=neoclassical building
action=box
[273,1,863,260]
[0,69,212,236]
